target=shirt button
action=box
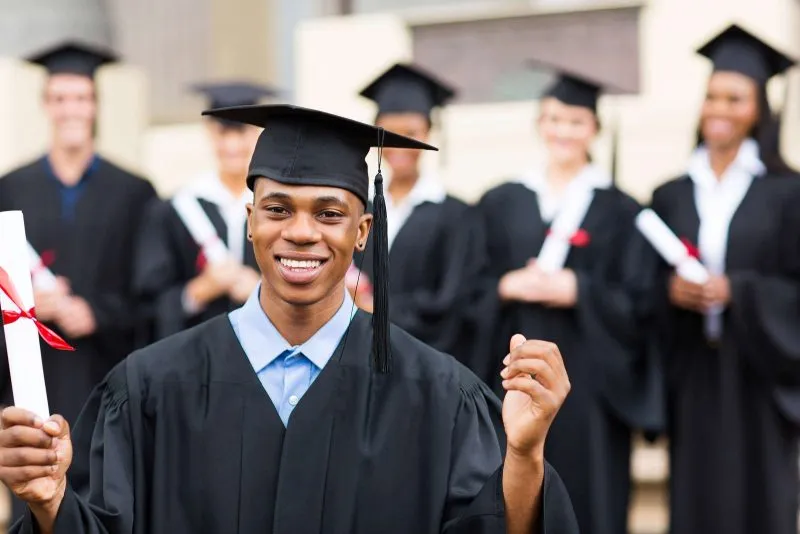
[288,395,299,406]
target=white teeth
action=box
[279,258,322,269]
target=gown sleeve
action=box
[441,371,578,534]
[11,362,141,534]
[79,180,157,335]
[133,199,196,340]
[728,182,800,386]
[572,195,654,353]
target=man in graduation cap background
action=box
[134,81,278,341]
[0,102,578,534]
[351,62,490,367]
[0,39,157,524]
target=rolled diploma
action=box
[171,194,231,265]
[27,241,58,291]
[635,209,709,284]
[0,211,50,419]
[537,188,594,273]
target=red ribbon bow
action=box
[0,266,74,351]
[195,236,223,273]
[546,228,591,247]
[196,250,208,272]
[680,238,701,260]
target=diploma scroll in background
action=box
[635,209,710,284]
[171,194,232,265]
[0,211,50,419]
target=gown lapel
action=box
[722,179,763,271]
[204,318,285,534]
[198,199,229,247]
[505,186,547,269]
[63,162,115,281]
[271,312,368,534]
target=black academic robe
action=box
[649,174,800,534]
[12,312,579,534]
[355,196,487,368]
[476,182,662,534]
[0,156,157,424]
[134,197,259,342]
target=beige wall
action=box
[292,0,800,204]
[141,123,216,197]
[0,58,148,178]
[117,0,800,201]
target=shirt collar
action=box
[369,170,448,207]
[520,162,613,194]
[182,170,251,207]
[236,284,356,372]
[43,153,99,188]
[688,138,765,189]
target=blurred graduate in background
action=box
[476,63,662,534]
[0,39,157,523]
[134,82,277,341]
[647,24,800,534]
[351,63,488,365]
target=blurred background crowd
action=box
[0,0,799,533]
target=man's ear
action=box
[246,203,254,240]
[356,213,373,250]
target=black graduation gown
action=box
[649,174,800,534]
[355,196,487,368]
[0,156,157,424]
[134,197,259,342]
[12,312,579,534]
[476,182,662,534]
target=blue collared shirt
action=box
[228,286,356,426]
[44,154,99,221]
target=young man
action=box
[134,82,275,341]
[0,40,156,428]
[0,105,577,534]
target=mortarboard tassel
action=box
[371,129,392,373]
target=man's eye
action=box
[319,210,343,219]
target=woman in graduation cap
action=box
[350,63,485,364]
[0,103,579,534]
[133,81,278,341]
[646,24,800,534]
[476,65,661,534]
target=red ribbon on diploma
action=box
[680,238,701,260]
[0,266,74,351]
[545,228,591,248]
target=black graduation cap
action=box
[540,71,604,113]
[542,73,601,112]
[526,58,624,113]
[202,104,438,373]
[191,81,280,109]
[359,63,456,118]
[697,24,795,85]
[27,40,118,79]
